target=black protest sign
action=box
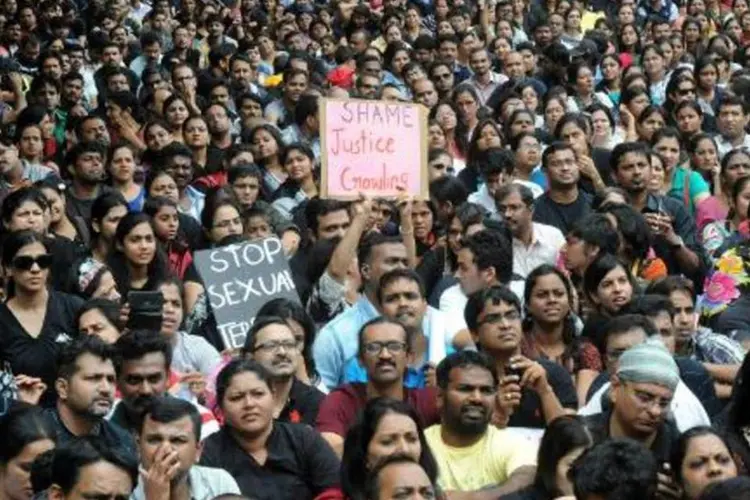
[193,237,300,350]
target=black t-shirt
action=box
[278,379,325,427]
[532,190,593,235]
[582,410,680,464]
[508,358,578,429]
[200,423,340,500]
[0,291,83,406]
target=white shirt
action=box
[578,380,710,432]
[716,132,750,159]
[439,281,525,330]
[513,223,565,279]
[131,465,239,500]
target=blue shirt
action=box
[312,296,461,390]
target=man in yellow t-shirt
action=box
[425,351,537,495]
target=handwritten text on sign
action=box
[321,99,427,198]
[193,238,300,350]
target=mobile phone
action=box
[506,366,524,379]
[127,291,164,331]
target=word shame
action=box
[321,98,428,199]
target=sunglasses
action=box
[12,254,53,271]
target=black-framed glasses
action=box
[12,254,53,271]
[363,341,407,355]
[677,87,695,96]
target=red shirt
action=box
[315,383,439,437]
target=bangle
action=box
[399,226,414,236]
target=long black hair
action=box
[0,402,56,465]
[341,397,439,500]
[533,415,593,497]
[107,212,171,293]
[523,264,580,370]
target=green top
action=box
[668,166,709,214]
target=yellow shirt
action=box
[424,425,537,492]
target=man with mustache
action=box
[371,268,467,387]
[424,350,536,496]
[464,286,577,429]
[242,316,324,426]
[316,317,440,457]
[109,330,219,440]
[46,335,137,461]
[581,339,682,499]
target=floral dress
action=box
[699,244,750,319]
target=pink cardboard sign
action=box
[320,98,428,199]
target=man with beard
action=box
[132,397,240,500]
[467,48,507,105]
[581,340,682,497]
[316,317,440,457]
[65,141,113,221]
[46,336,137,461]
[610,141,705,282]
[496,184,564,279]
[110,330,219,440]
[366,269,469,387]
[75,116,111,148]
[424,350,536,495]
[465,286,576,428]
[242,317,324,426]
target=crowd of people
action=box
[6,0,750,498]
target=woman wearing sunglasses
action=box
[0,230,84,407]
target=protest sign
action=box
[320,98,429,199]
[192,237,300,350]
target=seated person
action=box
[579,314,711,431]
[200,359,340,500]
[316,317,440,456]
[131,397,240,500]
[570,439,658,500]
[464,285,578,428]
[425,351,537,496]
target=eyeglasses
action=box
[254,339,299,353]
[478,310,521,327]
[363,341,407,355]
[627,384,672,412]
[12,254,53,271]
[677,87,696,96]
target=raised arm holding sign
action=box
[320,98,429,199]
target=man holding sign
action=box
[192,237,301,351]
[320,98,429,199]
